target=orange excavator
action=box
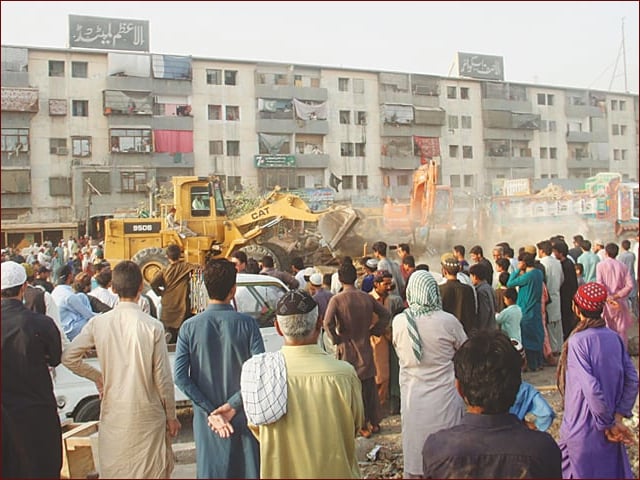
[382,161,454,250]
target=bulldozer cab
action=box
[171,176,227,238]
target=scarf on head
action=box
[240,351,288,425]
[403,271,442,361]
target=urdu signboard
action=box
[69,15,149,52]
[457,52,504,81]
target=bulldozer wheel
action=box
[132,247,169,285]
[240,244,287,272]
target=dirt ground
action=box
[358,351,640,479]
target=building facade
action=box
[2,44,638,247]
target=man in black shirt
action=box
[422,330,561,479]
[1,261,63,478]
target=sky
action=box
[1,1,638,93]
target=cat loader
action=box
[104,176,360,283]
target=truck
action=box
[488,172,639,244]
[104,176,360,283]
[381,161,457,251]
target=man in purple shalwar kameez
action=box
[596,243,635,348]
[557,282,638,479]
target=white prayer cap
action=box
[1,261,27,290]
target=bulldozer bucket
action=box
[317,207,361,251]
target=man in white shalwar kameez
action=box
[62,261,180,479]
[392,270,467,478]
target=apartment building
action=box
[1,44,638,247]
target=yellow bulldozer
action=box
[104,176,360,282]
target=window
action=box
[621,149,628,160]
[461,115,472,129]
[49,177,72,196]
[226,141,240,156]
[463,175,474,188]
[353,78,364,93]
[549,121,557,132]
[121,172,147,193]
[226,106,239,121]
[356,175,368,190]
[83,172,111,194]
[49,138,68,155]
[537,93,554,106]
[340,143,354,156]
[619,100,626,111]
[398,175,409,186]
[447,86,457,99]
[72,100,89,117]
[540,147,548,159]
[2,128,30,153]
[296,176,305,189]
[342,175,354,189]
[224,70,237,85]
[110,129,152,153]
[448,115,458,129]
[206,69,222,85]
[611,100,618,111]
[72,136,91,157]
[339,110,351,124]
[355,111,367,125]
[462,146,473,159]
[48,60,64,77]
[450,175,461,187]
[620,125,627,135]
[209,140,223,155]
[2,170,31,193]
[338,78,349,92]
[549,147,557,159]
[355,143,366,156]
[612,124,620,135]
[228,176,242,192]
[613,149,621,161]
[71,61,88,78]
[208,105,222,120]
[449,145,458,158]
[460,87,470,100]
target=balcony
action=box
[0,192,31,208]
[255,118,328,135]
[565,131,592,143]
[414,107,446,126]
[1,151,30,168]
[485,156,534,169]
[380,155,420,170]
[481,98,531,113]
[380,123,413,137]
[566,155,604,169]
[1,87,39,113]
[295,153,329,168]
[106,76,153,92]
[152,115,193,131]
[255,84,328,102]
[379,90,413,105]
[565,104,604,118]
[483,128,534,141]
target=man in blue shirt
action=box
[422,330,561,479]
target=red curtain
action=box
[154,130,193,153]
[414,136,440,165]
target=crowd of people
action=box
[1,231,638,479]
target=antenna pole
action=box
[621,17,628,93]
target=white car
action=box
[54,273,289,422]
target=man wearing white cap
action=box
[594,239,607,261]
[1,261,62,477]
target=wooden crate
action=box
[60,421,99,479]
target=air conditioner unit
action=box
[57,147,69,155]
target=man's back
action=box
[252,345,363,478]
[422,413,561,479]
[440,279,476,334]
[150,260,194,328]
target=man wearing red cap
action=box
[557,282,638,479]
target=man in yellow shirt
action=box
[234,290,364,478]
